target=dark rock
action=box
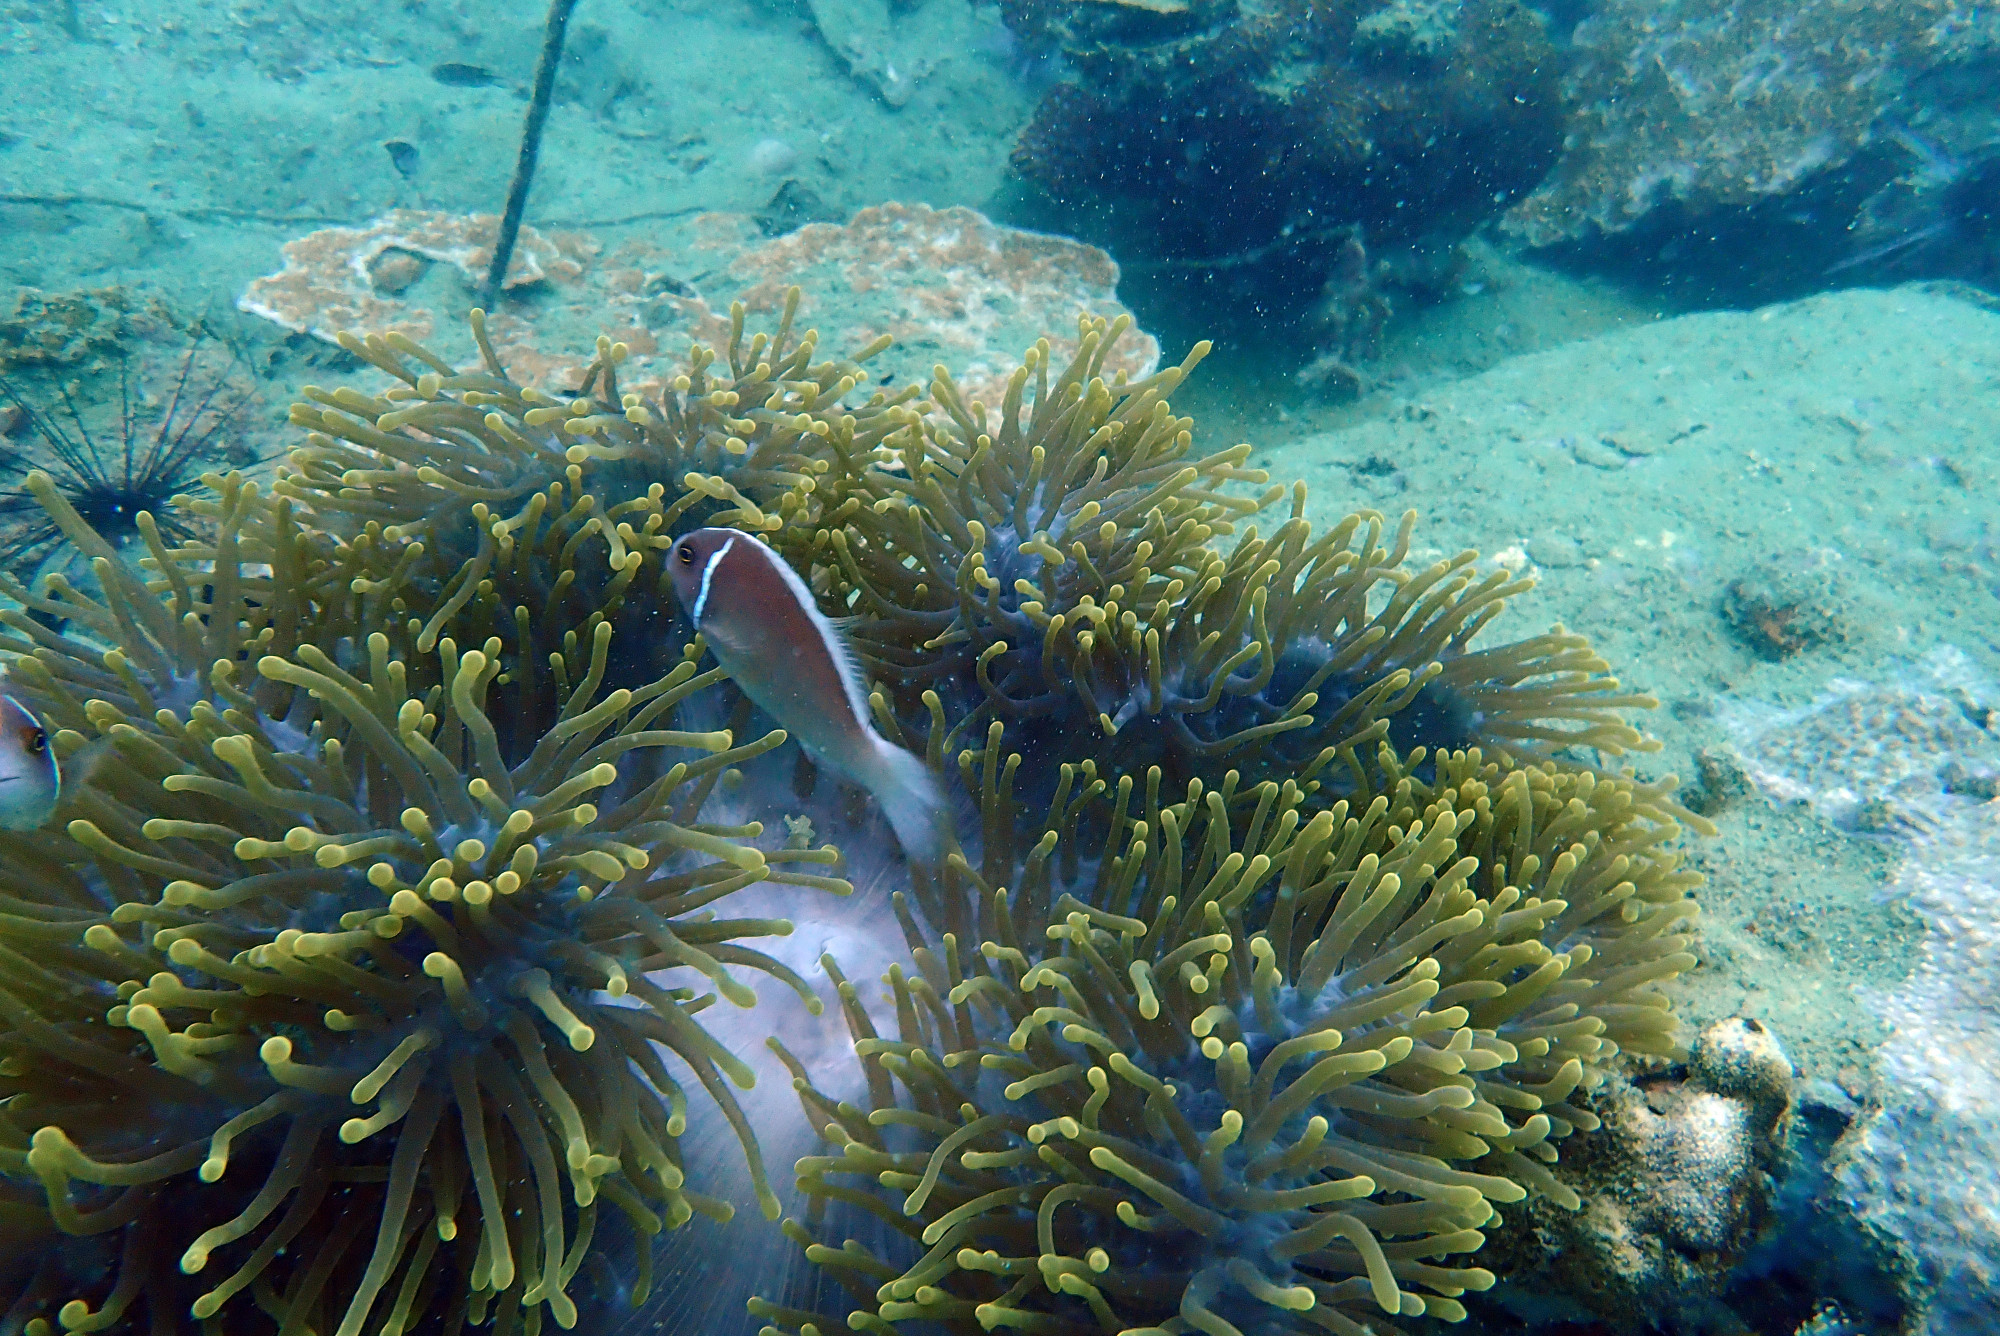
[1485,1020,1801,1333]
[754,179,840,237]
[1502,0,2000,293]
[429,62,499,88]
[1001,0,1562,304]
[1720,558,1850,660]
[1684,746,1752,817]
[382,139,419,179]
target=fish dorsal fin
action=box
[819,615,877,723]
[733,537,877,728]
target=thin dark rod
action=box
[480,0,581,313]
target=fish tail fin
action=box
[865,739,950,866]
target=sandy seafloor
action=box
[5,0,2000,1329]
[1263,279,2000,1082]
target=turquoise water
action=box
[1,1,1997,1333]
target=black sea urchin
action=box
[0,342,254,573]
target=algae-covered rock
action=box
[1503,0,2000,276]
[1485,1019,1796,1331]
[1002,0,1561,294]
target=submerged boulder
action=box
[1003,0,1563,298]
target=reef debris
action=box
[0,287,183,373]
[802,0,955,108]
[723,203,1158,406]
[1484,1018,1796,1331]
[1721,647,2000,1336]
[237,205,1151,411]
[1719,646,2000,836]
[1295,233,1397,403]
[1719,553,1853,661]
[237,209,593,347]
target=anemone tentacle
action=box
[752,727,1698,1336]
[797,320,1687,825]
[276,286,913,555]
[0,468,851,1335]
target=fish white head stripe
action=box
[691,535,736,625]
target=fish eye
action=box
[26,730,46,755]
[677,544,696,565]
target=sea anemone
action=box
[279,302,1673,823]
[0,467,850,1333]
[271,292,928,715]
[0,291,1702,1336]
[802,318,1676,814]
[795,315,1275,740]
[752,731,1699,1336]
[276,289,913,556]
[1112,500,1668,777]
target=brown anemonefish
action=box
[666,528,947,863]
[0,694,60,831]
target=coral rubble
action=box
[0,289,183,373]
[236,204,1151,410]
[1719,555,1852,661]
[1723,648,2000,1336]
[236,210,592,348]
[1484,1018,1795,1331]
[722,203,1160,406]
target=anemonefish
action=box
[0,695,60,831]
[666,528,948,864]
